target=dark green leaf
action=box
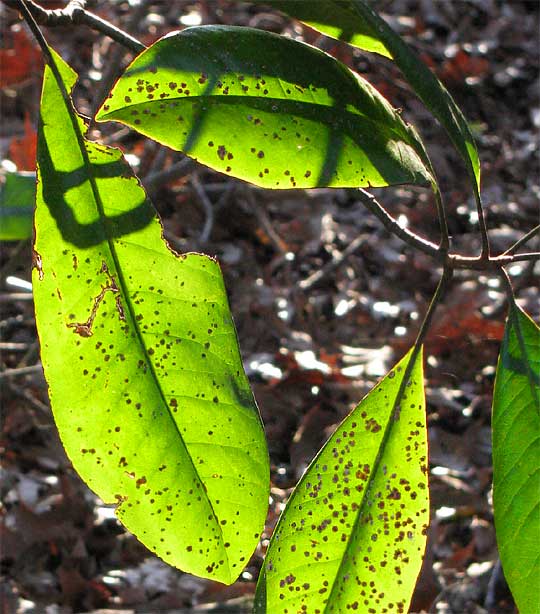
[251,0,391,57]
[254,348,429,613]
[96,26,433,190]
[492,303,539,613]
[259,0,480,191]
[0,171,35,240]
[33,49,269,584]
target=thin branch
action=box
[433,186,449,252]
[145,158,196,192]
[298,233,366,290]
[3,0,146,54]
[505,251,540,263]
[89,0,150,116]
[0,363,43,379]
[357,189,440,257]
[450,251,540,269]
[473,187,490,260]
[243,189,288,254]
[12,0,54,63]
[502,224,540,256]
[412,266,453,351]
[356,189,540,271]
[191,174,215,245]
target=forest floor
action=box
[1,1,539,613]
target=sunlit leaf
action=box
[259,0,480,191]
[492,302,540,613]
[254,348,429,613]
[33,49,269,584]
[0,170,34,240]
[96,26,433,190]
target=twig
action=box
[356,189,540,271]
[0,293,34,302]
[502,223,540,256]
[145,158,196,192]
[4,380,50,415]
[191,174,215,245]
[484,558,514,612]
[3,0,146,54]
[412,266,453,351]
[0,363,43,379]
[474,188,491,260]
[357,189,439,257]
[502,251,540,264]
[89,0,149,116]
[0,343,31,351]
[434,187,449,252]
[146,145,169,178]
[298,233,366,290]
[243,189,288,254]
[10,0,54,66]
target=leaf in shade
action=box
[258,0,480,191]
[254,348,429,613]
[33,49,269,584]
[492,302,539,613]
[96,26,433,190]
[0,171,35,240]
[251,0,391,57]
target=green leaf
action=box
[260,0,480,191]
[96,26,433,190]
[33,49,269,584]
[254,348,429,613]
[251,0,391,57]
[0,170,35,240]
[492,303,540,613]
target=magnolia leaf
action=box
[0,170,35,240]
[254,348,429,613]
[33,49,269,584]
[259,0,480,192]
[96,26,433,190]
[492,303,540,613]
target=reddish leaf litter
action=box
[1,1,538,612]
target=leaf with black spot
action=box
[33,49,269,584]
[96,26,433,190]
[254,348,429,613]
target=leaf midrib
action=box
[101,94,410,145]
[323,348,422,612]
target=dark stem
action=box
[357,188,439,257]
[502,223,540,256]
[3,0,146,54]
[12,0,54,62]
[412,266,453,352]
[473,187,491,260]
[434,187,449,252]
[356,189,540,271]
